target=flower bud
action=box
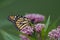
[35,23,45,32]
[20,26,34,35]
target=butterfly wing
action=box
[8,15,30,31]
[15,17,30,30]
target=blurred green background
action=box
[0,0,60,40]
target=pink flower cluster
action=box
[20,26,34,35]
[24,14,45,23]
[20,13,45,40]
[20,14,45,35]
[20,23,45,35]
[48,26,60,39]
[35,23,45,32]
[20,34,30,40]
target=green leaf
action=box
[0,30,20,40]
[44,17,60,40]
[29,31,37,40]
[44,16,50,32]
[58,38,60,40]
[41,16,50,40]
[47,17,60,33]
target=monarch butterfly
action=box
[8,15,30,31]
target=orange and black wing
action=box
[8,15,30,31]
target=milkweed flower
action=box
[48,29,59,39]
[20,26,34,35]
[57,26,60,37]
[34,23,45,32]
[57,26,60,31]
[20,34,30,40]
[48,26,60,39]
[24,13,45,23]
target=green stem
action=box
[37,32,42,40]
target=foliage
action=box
[0,15,60,40]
